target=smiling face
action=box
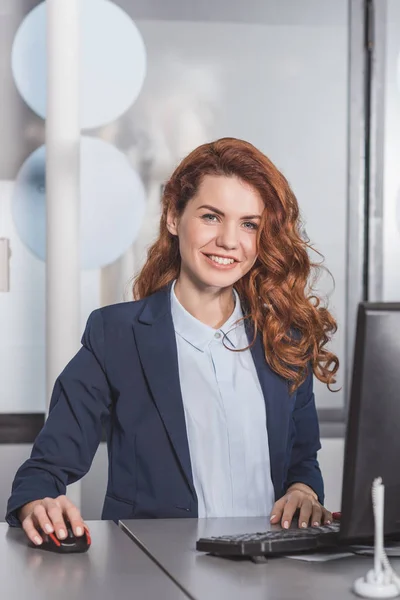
[167,175,264,291]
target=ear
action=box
[166,209,179,236]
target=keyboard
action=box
[196,522,341,556]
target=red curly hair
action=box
[133,137,339,393]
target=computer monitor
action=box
[340,302,400,542]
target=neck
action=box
[174,274,235,329]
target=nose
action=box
[216,221,239,250]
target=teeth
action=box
[209,255,235,265]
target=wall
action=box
[0,0,349,414]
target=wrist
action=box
[18,500,40,523]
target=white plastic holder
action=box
[353,478,400,598]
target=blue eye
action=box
[243,221,258,230]
[201,213,218,222]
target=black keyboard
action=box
[196,522,341,556]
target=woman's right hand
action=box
[18,495,87,546]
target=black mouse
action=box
[37,522,91,553]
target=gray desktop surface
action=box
[2,520,187,600]
[119,517,400,600]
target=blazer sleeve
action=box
[284,366,325,505]
[5,309,112,526]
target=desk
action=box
[120,517,400,600]
[1,521,187,600]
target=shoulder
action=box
[80,300,144,351]
[81,294,161,359]
[85,284,171,334]
[97,297,148,325]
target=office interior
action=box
[0,0,398,528]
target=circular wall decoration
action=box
[12,136,146,269]
[11,0,147,128]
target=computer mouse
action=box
[37,522,91,553]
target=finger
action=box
[281,492,301,529]
[311,502,323,527]
[44,499,68,540]
[65,505,86,537]
[270,497,286,523]
[298,497,313,529]
[323,508,333,525]
[21,514,43,546]
[32,503,54,535]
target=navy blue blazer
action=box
[6,284,323,526]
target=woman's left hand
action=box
[270,482,332,529]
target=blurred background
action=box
[0,0,398,519]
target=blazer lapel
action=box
[249,328,292,497]
[132,286,195,496]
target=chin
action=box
[196,269,242,290]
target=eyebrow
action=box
[197,204,262,220]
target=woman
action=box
[7,137,339,546]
